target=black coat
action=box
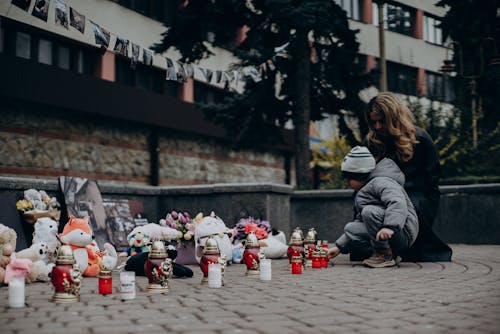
[364,126,452,262]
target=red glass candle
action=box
[51,245,82,303]
[321,240,329,249]
[199,254,220,281]
[287,245,304,263]
[243,247,261,274]
[312,250,322,269]
[98,270,112,295]
[291,256,302,274]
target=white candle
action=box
[119,271,136,300]
[260,259,272,281]
[9,277,25,308]
[208,263,222,288]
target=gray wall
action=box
[1,176,498,251]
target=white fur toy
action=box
[194,212,233,264]
[16,242,49,262]
[33,217,59,263]
[259,233,288,259]
[127,223,182,243]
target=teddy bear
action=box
[16,242,49,262]
[0,223,17,283]
[60,216,118,276]
[124,230,151,256]
[33,217,60,263]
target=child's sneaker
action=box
[362,248,396,268]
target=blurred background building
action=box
[0,0,452,186]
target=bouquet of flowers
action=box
[16,189,61,223]
[234,217,271,240]
[160,210,196,243]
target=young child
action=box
[327,146,419,268]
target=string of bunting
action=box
[9,0,290,88]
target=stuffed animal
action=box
[60,216,118,276]
[125,230,151,256]
[259,231,288,259]
[33,217,59,263]
[127,223,182,243]
[194,212,233,264]
[4,253,32,284]
[16,242,49,262]
[0,224,17,283]
[26,260,54,283]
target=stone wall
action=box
[1,176,498,252]
[0,102,290,185]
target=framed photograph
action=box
[58,176,110,247]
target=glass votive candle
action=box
[8,277,25,308]
[260,259,272,281]
[208,263,222,288]
[291,256,302,274]
[98,270,113,295]
[120,271,136,300]
[312,250,322,269]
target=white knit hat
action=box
[341,146,375,180]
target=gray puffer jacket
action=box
[355,158,419,245]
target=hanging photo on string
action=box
[55,0,69,29]
[11,0,31,12]
[31,0,49,22]
[165,57,177,81]
[69,7,85,33]
[114,36,129,57]
[90,21,110,48]
[142,49,153,66]
[130,43,140,69]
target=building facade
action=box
[0,0,294,186]
[0,0,451,186]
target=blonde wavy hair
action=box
[364,92,417,162]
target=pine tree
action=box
[153,0,372,189]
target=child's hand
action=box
[327,246,340,259]
[376,228,394,241]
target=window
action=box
[0,26,4,53]
[387,61,417,96]
[4,20,98,75]
[426,71,455,102]
[56,45,70,70]
[194,81,227,105]
[15,31,31,59]
[115,57,172,95]
[373,2,416,37]
[423,15,443,45]
[38,38,52,65]
[334,0,362,21]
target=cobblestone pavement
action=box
[1,244,499,334]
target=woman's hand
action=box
[327,245,341,259]
[376,228,394,241]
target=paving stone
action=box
[0,245,499,334]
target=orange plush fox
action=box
[60,216,101,277]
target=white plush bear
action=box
[33,217,59,263]
[16,242,49,262]
[127,223,182,243]
[194,212,233,264]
